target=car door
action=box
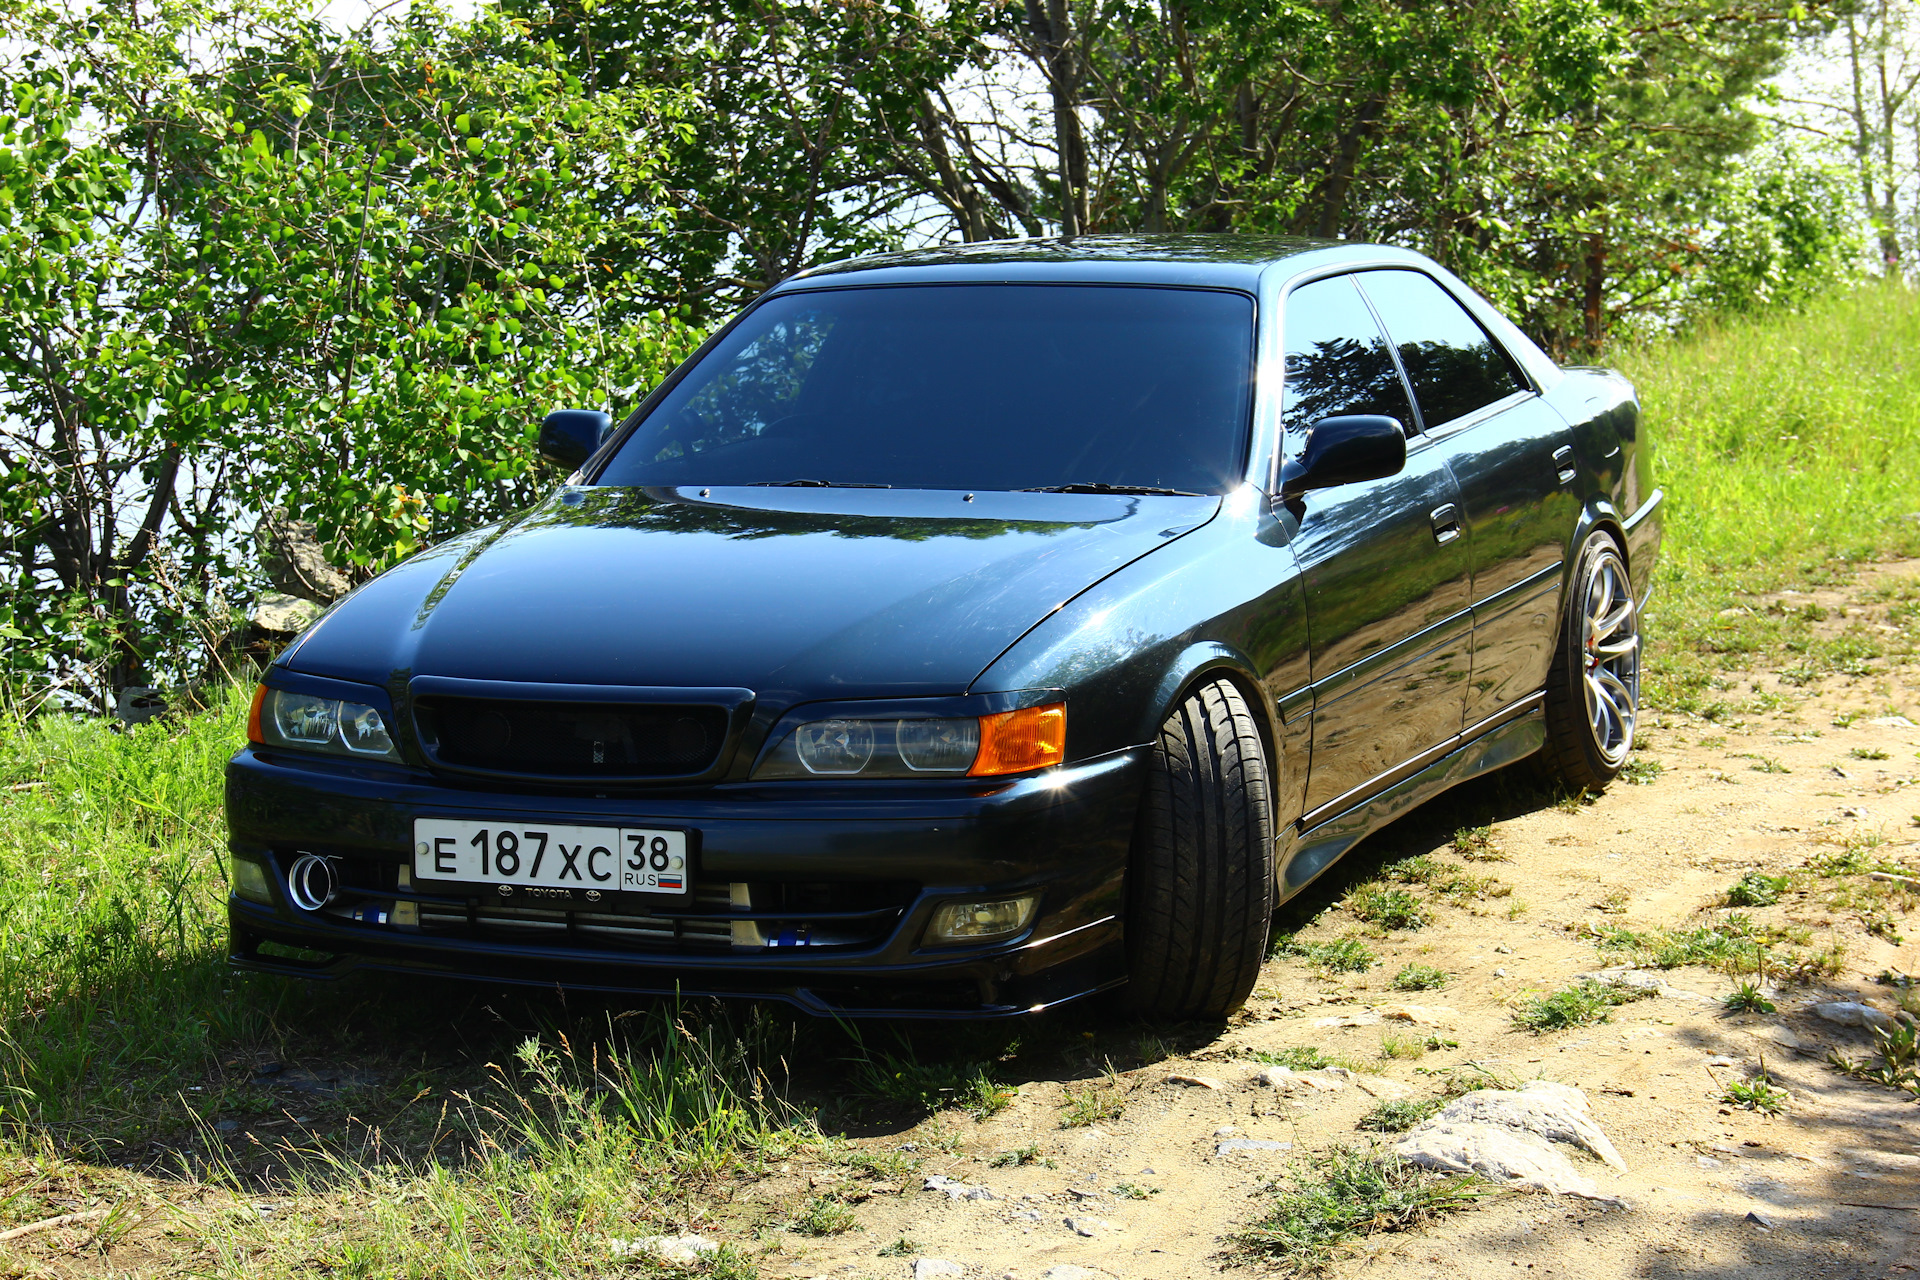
[1353,269,1577,729]
[1279,274,1473,818]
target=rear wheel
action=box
[1124,677,1275,1021]
[1538,533,1641,791]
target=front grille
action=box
[414,696,729,778]
[417,881,737,952]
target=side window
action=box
[1281,275,1417,438]
[1353,270,1528,430]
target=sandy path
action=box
[760,561,1920,1280]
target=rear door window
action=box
[1354,270,1528,430]
[1280,274,1417,437]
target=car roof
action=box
[772,234,1437,294]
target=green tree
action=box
[0,0,701,706]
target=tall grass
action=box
[0,684,305,1138]
[1612,280,1920,700]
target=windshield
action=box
[594,284,1255,494]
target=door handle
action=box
[1429,503,1462,545]
[1553,445,1577,485]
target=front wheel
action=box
[1538,533,1641,791]
[1123,678,1275,1022]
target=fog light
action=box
[232,855,274,905]
[925,894,1040,944]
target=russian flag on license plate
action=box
[656,874,684,891]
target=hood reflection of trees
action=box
[515,489,1110,544]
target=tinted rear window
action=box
[1354,270,1527,429]
[596,285,1256,494]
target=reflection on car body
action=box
[225,236,1662,1021]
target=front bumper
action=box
[224,745,1143,1018]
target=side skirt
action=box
[1274,702,1546,901]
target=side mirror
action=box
[1279,415,1406,499]
[538,409,613,471]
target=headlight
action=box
[249,685,401,762]
[754,704,1062,780]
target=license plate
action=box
[412,819,692,897]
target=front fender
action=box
[969,490,1311,822]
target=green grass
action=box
[1593,913,1846,982]
[1273,935,1377,973]
[842,1030,1015,1119]
[1390,963,1448,992]
[1510,979,1654,1033]
[1250,1045,1368,1073]
[1235,1144,1489,1273]
[790,1193,858,1236]
[1721,1073,1789,1114]
[1449,825,1505,861]
[1725,871,1789,907]
[1723,980,1777,1014]
[1612,280,1920,708]
[1060,1068,1126,1129]
[1357,1097,1444,1133]
[1343,883,1428,931]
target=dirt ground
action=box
[750,560,1920,1280]
[6,564,1920,1280]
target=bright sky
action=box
[314,0,473,31]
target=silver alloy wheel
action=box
[1580,547,1640,767]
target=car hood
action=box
[284,486,1219,702]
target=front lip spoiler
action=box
[227,902,1125,1019]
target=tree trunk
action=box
[1309,94,1386,238]
[1582,232,1608,353]
[1025,0,1089,235]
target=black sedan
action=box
[225,236,1661,1021]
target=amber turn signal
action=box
[969,702,1066,776]
[247,684,268,744]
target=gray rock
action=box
[609,1234,717,1263]
[1422,1082,1627,1172]
[256,511,352,603]
[1746,1210,1774,1230]
[1395,1121,1604,1198]
[1577,966,1717,1005]
[924,1175,994,1201]
[114,686,166,726]
[1213,1125,1240,1137]
[1216,1138,1293,1156]
[1811,1001,1894,1030]
[1250,1065,1302,1090]
[250,591,325,635]
[914,1261,966,1280]
[1063,1216,1115,1238]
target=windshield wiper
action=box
[746,479,892,488]
[1019,482,1205,497]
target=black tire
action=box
[1538,532,1642,792]
[1123,677,1276,1022]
